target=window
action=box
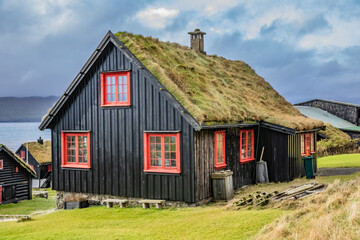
[0,160,3,170]
[61,132,91,169]
[15,167,18,173]
[100,71,131,107]
[48,164,52,172]
[20,151,25,159]
[301,133,315,156]
[144,132,181,174]
[214,131,226,169]
[240,129,255,163]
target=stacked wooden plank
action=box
[272,182,325,201]
[233,182,326,209]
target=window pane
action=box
[111,76,115,84]
[156,152,161,159]
[123,76,127,84]
[151,160,156,166]
[165,160,170,167]
[156,137,161,143]
[118,85,123,93]
[156,144,161,151]
[123,94,127,102]
[150,144,155,151]
[123,85,127,93]
[171,160,176,167]
[107,86,111,93]
[150,152,155,158]
[164,137,170,143]
[171,152,176,159]
[165,152,170,159]
[170,137,176,144]
[118,76,122,84]
[83,157,88,163]
[156,160,162,166]
[150,137,156,143]
[170,144,176,151]
[164,144,169,151]
[106,77,111,84]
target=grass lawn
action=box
[0,188,56,215]
[317,153,360,168]
[0,206,283,240]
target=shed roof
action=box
[0,144,37,177]
[295,106,360,132]
[296,99,360,108]
[40,31,323,131]
[21,141,51,164]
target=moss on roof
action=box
[115,32,323,130]
[24,141,51,164]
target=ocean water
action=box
[0,122,51,151]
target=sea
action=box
[0,122,51,151]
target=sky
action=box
[0,0,359,104]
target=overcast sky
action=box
[0,0,359,104]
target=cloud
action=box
[135,7,179,29]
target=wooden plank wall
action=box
[194,128,256,202]
[0,151,32,203]
[51,43,195,202]
[258,128,289,182]
[288,133,319,180]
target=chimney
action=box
[37,136,43,145]
[188,29,206,54]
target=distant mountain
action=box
[0,96,58,122]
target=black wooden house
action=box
[16,140,52,188]
[0,145,36,204]
[39,30,323,203]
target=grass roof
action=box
[115,32,323,130]
[24,141,51,164]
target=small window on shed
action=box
[310,133,315,153]
[100,71,131,107]
[143,132,181,174]
[15,166,19,173]
[20,151,25,159]
[0,160,3,170]
[301,133,315,156]
[214,131,226,169]
[240,129,255,163]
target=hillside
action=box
[0,96,58,122]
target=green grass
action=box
[0,206,283,240]
[0,188,56,215]
[317,153,360,168]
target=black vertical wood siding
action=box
[50,43,195,202]
[194,128,256,201]
[0,151,32,204]
[258,127,289,182]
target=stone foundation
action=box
[56,191,212,209]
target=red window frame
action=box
[61,132,91,169]
[214,131,226,169]
[15,166,19,173]
[240,129,255,163]
[100,71,131,107]
[144,132,181,174]
[0,185,2,204]
[301,133,315,156]
[20,151,25,159]
[0,160,3,170]
[48,164,52,172]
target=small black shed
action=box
[0,145,36,204]
[16,140,52,188]
[39,30,324,203]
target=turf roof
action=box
[115,32,323,131]
[23,141,51,164]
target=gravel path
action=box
[316,167,360,176]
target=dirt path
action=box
[316,167,360,176]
